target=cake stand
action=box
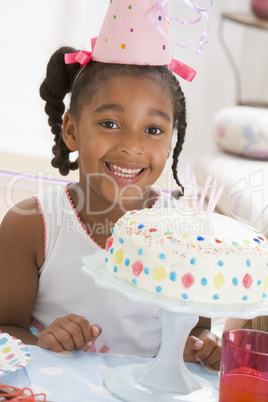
[82,250,268,402]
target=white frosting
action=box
[106,208,268,304]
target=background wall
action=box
[0,0,267,182]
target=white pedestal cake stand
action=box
[82,250,268,402]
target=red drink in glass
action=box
[219,373,268,401]
[219,329,268,402]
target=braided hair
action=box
[40,47,187,192]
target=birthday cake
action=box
[105,208,268,304]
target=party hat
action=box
[93,0,171,67]
[65,0,201,81]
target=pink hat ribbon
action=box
[65,45,196,82]
[64,50,92,66]
[64,37,97,66]
[168,59,196,82]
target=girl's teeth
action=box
[108,163,141,176]
[114,171,136,178]
[112,164,121,171]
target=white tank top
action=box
[32,185,180,356]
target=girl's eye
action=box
[146,127,162,135]
[100,121,119,129]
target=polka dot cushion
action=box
[211,106,268,160]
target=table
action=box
[1,346,219,402]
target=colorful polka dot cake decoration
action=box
[132,260,143,277]
[243,273,253,289]
[182,273,195,289]
[114,249,123,264]
[153,266,166,282]
[105,237,113,251]
[105,166,268,305]
[213,273,225,290]
[170,272,177,281]
[201,278,208,286]
[233,278,238,286]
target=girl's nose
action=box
[116,130,143,156]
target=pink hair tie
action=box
[168,59,196,82]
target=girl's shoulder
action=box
[2,196,42,227]
[0,197,44,268]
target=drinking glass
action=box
[219,329,268,401]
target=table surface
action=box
[1,346,219,402]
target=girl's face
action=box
[63,74,174,211]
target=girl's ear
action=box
[62,113,78,151]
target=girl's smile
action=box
[103,161,148,185]
[63,74,174,213]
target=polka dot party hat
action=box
[65,0,199,81]
[94,0,172,67]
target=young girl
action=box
[0,2,221,371]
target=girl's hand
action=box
[37,314,102,353]
[183,332,221,371]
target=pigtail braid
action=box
[39,47,81,175]
[171,134,185,197]
[171,81,187,197]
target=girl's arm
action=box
[223,318,249,332]
[0,198,101,352]
[0,198,42,344]
[184,317,221,371]
[189,316,211,338]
